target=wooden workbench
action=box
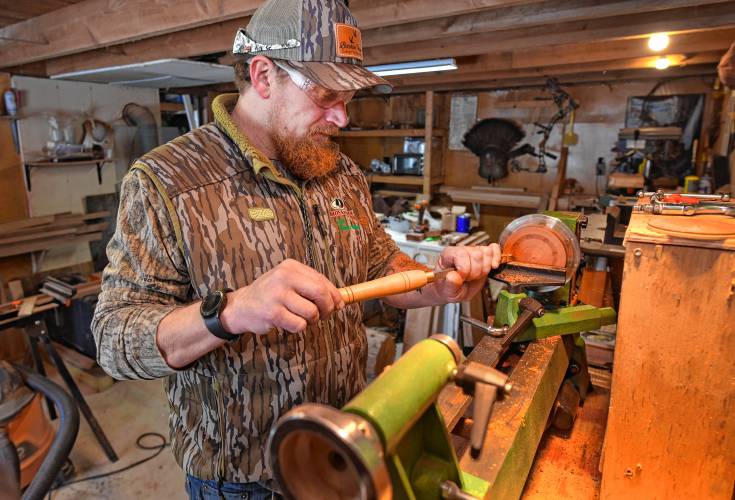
[600,211,735,499]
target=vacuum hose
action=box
[18,368,79,500]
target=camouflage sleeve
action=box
[92,167,191,380]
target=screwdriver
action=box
[338,268,455,305]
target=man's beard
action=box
[270,117,341,180]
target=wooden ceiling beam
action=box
[439,29,735,76]
[39,1,735,77]
[0,0,543,69]
[390,65,717,94]
[44,18,247,76]
[0,0,262,67]
[364,0,734,50]
[388,52,724,88]
[363,2,735,65]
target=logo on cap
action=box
[335,24,363,61]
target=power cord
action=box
[48,432,168,497]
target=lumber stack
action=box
[0,278,101,327]
[0,211,110,258]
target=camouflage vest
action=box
[131,94,376,482]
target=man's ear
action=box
[249,56,277,99]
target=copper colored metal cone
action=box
[502,226,568,269]
[495,214,581,291]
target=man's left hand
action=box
[431,244,502,303]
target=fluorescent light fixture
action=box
[366,58,457,77]
[648,33,670,52]
[654,56,671,70]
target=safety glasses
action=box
[272,60,355,110]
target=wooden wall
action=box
[0,72,32,361]
[0,73,32,296]
[443,78,714,194]
[343,77,718,239]
[13,76,159,272]
[339,92,449,171]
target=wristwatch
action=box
[200,289,238,342]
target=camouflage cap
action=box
[233,0,391,94]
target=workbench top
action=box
[624,210,735,251]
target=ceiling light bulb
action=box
[654,57,671,70]
[648,33,670,52]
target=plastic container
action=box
[456,213,471,233]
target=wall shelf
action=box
[336,90,445,200]
[338,128,445,138]
[24,159,114,191]
[369,174,444,186]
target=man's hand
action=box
[431,244,502,303]
[221,259,344,335]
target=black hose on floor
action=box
[18,368,79,500]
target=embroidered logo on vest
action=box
[328,198,360,232]
[248,207,275,221]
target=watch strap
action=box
[203,289,238,342]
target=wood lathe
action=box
[269,213,616,499]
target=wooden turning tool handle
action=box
[339,269,433,305]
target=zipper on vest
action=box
[295,187,319,271]
[313,203,345,287]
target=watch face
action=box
[201,291,223,317]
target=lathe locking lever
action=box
[454,361,512,458]
[500,297,545,350]
[453,298,544,458]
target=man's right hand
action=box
[220,259,345,335]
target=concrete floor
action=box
[51,379,185,500]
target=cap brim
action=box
[280,61,392,94]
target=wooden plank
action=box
[0,71,32,304]
[457,337,569,500]
[600,238,735,498]
[0,0,263,67]
[393,64,718,94]
[548,146,569,211]
[624,211,735,251]
[441,186,544,209]
[17,295,38,317]
[389,52,724,88]
[0,227,76,245]
[523,388,610,498]
[363,3,735,65]
[0,0,542,69]
[423,90,434,199]
[368,175,424,186]
[338,128,444,137]
[0,231,103,258]
[44,17,247,76]
[39,1,735,75]
[0,215,55,234]
[363,0,734,51]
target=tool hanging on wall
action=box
[529,77,579,174]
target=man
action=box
[92,0,501,498]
